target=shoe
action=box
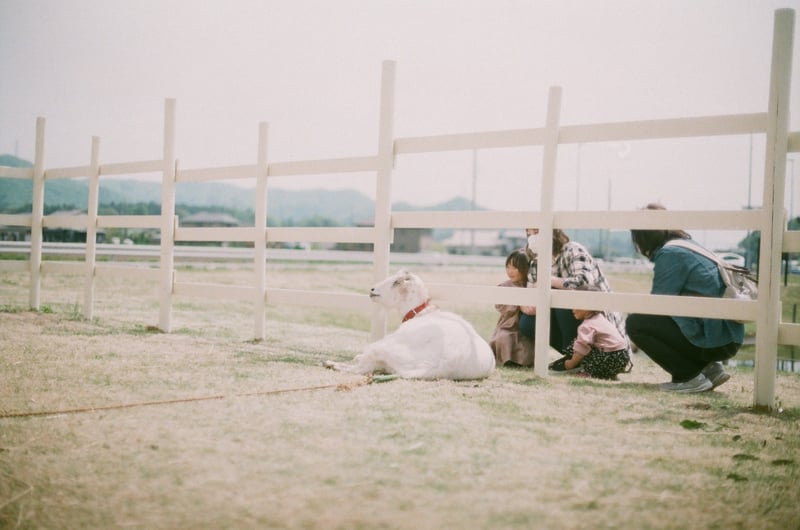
[702,362,731,389]
[548,356,583,374]
[659,373,713,393]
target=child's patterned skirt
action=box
[562,342,632,380]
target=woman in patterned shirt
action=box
[519,228,629,355]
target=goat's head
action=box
[369,269,429,313]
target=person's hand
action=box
[564,357,579,369]
[520,305,536,316]
[565,351,586,369]
[550,277,564,289]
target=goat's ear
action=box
[391,269,407,287]
[392,270,413,287]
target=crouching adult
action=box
[625,204,744,393]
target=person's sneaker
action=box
[702,362,731,389]
[548,356,582,374]
[659,373,713,393]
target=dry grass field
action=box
[1,264,799,529]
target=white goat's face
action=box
[369,269,429,311]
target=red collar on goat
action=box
[402,300,431,322]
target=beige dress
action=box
[489,280,535,366]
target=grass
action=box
[0,265,799,529]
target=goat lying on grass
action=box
[324,269,495,380]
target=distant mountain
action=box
[0,154,32,168]
[0,175,158,210]
[0,155,482,225]
[0,154,650,254]
[394,196,480,212]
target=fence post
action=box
[159,99,177,332]
[755,8,794,409]
[28,117,46,310]
[254,122,269,339]
[370,60,396,341]
[83,136,100,320]
[532,86,562,377]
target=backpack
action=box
[664,239,758,306]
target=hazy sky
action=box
[1,0,799,247]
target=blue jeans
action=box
[518,308,580,353]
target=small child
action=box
[549,302,632,379]
[490,249,536,367]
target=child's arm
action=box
[567,322,594,368]
[565,351,586,369]
[495,280,517,313]
[495,303,517,314]
[520,282,536,315]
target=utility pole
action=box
[575,143,582,210]
[471,149,477,255]
[605,177,612,260]
[748,133,753,210]
[746,133,754,268]
[790,157,796,221]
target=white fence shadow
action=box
[1,9,798,409]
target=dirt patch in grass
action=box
[1,266,799,529]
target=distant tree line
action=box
[7,197,762,259]
[7,201,341,244]
[10,201,341,228]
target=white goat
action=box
[324,269,495,380]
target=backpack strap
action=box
[663,239,723,267]
[664,239,757,312]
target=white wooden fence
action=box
[1,9,797,409]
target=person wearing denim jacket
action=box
[626,203,744,393]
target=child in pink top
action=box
[549,306,632,379]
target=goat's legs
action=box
[323,342,391,375]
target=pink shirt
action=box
[573,312,628,356]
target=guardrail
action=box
[0,241,660,272]
[0,242,508,267]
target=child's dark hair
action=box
[506,249,531,286]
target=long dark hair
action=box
[525,228,571,259]
[506,249,531,286]
[552,229,570,256]
[630,202,691,260]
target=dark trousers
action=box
[625,313,740,382]
[519,309,580,353]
